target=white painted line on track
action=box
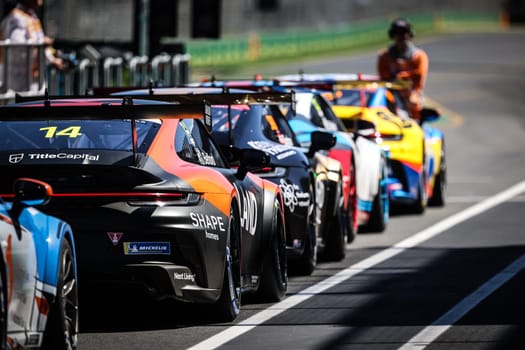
[187,180,525,350]
[398,253,525,350]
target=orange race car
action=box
[0,97,287,322]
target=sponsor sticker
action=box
[190,212,226,232]
[123,242,171,255]
[8,152,100,163]
[174,272,195,282]
[279,178,310,212]
[9,153,24,164]
[107,232,123,246]
[247,140,297,159]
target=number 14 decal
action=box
[39,126,82,138]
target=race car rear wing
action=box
[0,98,212,166]
[113,89,295,110]
[109,88,296,150]
[332,79,412,91]
[0,102,209,121]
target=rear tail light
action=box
[49,191,201,207]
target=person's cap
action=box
[388,18,414,38]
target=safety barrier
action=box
[0,47,191,104]
[0,40,47,102]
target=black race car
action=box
[109,89,342,273]
[0,97,287,322]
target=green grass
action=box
[186,11,505,81]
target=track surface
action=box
[79,31,525,350]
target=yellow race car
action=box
[327,77,446,214]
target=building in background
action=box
[38,0,503,58]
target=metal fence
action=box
[0,40,190,104]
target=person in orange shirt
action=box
[0,0,63,92]
[377,18,428,120]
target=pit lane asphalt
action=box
[78,30,525,350]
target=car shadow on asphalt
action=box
[78,281,232,332]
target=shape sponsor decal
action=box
[247,140,297,160]
[190,213,226,232]
[233,183,258,236]
[123,242,171,255]
[279,178,310,212]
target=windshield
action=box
[333,89,371,107]
[0,119,160,152]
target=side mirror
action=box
[10,178,53,221]
[420,107,441,123]
[220,144,241,165]
[355,119,377,138]
[14,177,52,207]
[306,131,336,158]
[236,149,271,179]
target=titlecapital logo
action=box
[9,153,24,164]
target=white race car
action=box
[0,178,78,349]
[285,89,389,233]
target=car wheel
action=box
[295,182,317,276]
[362,160,389,233]
[323,182,347,261]
[42,238,78,350]
[347,161,358,243]
[410,173,427,214]
[256,199,287,302]
[213,206,241,322]
[428,146,446,207]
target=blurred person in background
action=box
[0,0,63,92]
[377,18,428,120]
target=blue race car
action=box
[0,178,78,350]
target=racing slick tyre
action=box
[255,199,287,302]
[361,162,388,233]
[293,183,317,276]
[213,206,241,322]
[323,182,347,261]
[346,195,357,244]
[42,238,79,350]
[428,145,446,207]
[346,162,358,244]
[410,174,427,215]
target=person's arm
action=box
[409,49,428,92]
[377,50,393,81]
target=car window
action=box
[0,119,159,152]
[261,106,296,147]
[390,89,411,120]
[175,119,226,168]
[314,95,346,132]
[334,89,368,106]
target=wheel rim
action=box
[61,242,78,349]
[227,210,241,314]
[225,246,241,314]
